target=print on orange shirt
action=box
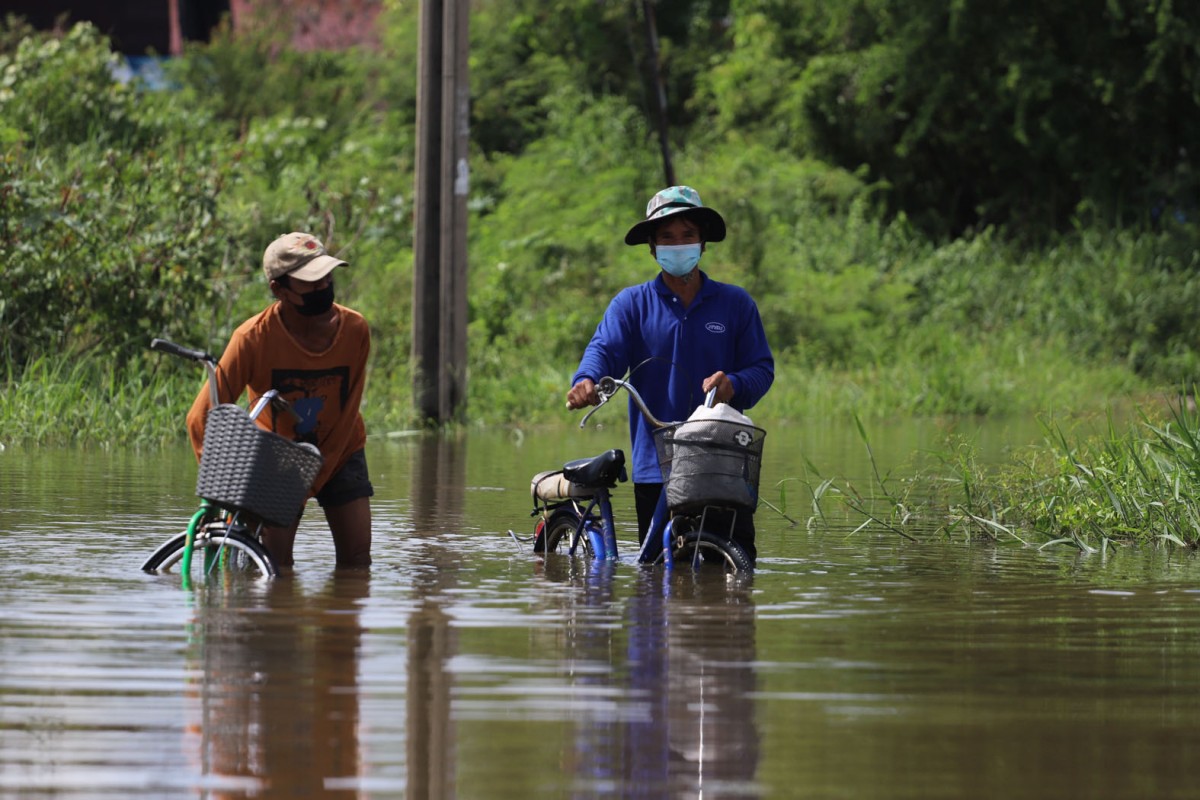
[272,366,351,445]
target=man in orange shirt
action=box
[186,232,373,568]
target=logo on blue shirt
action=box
[705,322,726,334]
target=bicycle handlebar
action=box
[579,377,660,429]
[150,338,215,363]
[150,337,299,424]
[249,390,303,424]
[151,337,221,407]
[581,376,720,431]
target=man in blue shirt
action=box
[566,186,774,563]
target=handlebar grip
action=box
[150,338,214,363]
[270,392,302,423]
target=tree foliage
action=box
[2,4,1199,433]
[0,23,250,364]
[702,0,1200,234]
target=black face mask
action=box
[292,282,335,316]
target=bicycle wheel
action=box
[663,529,753,573]
[141,531,191,572]
[540,508,594,558]
[142,525,278,578]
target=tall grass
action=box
[806,398,1200,550]
[0,340,1161,448]
[0,355,194,449]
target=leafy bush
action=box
[0,22,256,364]
[0,18,419,372]
[706,1,1200,235]
[2,7,1199,443]
[0,24,146,150]
[463,87,655,416]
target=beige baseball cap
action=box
[262,232,348,282]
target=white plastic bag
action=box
[686,402,753,426]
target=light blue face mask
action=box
[655,243,702,277]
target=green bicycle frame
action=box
[180,501,235,589]
[179,506,207,582]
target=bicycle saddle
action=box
[562,449,627,489]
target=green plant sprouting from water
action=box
[797,399,1200,551]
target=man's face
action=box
[651,216,703,250]
[272,273,332,301]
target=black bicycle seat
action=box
[562,449,628,489]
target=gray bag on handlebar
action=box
[654,411,765,513]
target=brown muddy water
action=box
[3,415,1200,799]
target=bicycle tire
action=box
[142,526,278,578]
[661,529,754,573]
[541,508,594,558]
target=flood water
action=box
[3,415,1200,798]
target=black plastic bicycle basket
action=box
[654,419,766,513]
[195,404,324,527]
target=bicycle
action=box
[513,376,764,572]
[141,338,323,583]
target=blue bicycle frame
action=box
[521,376,753,571]
[554,483,679,566]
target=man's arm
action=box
[726,293,775,410]
[184,327,254,461]
[568,289,636,408]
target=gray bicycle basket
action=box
[195,404,324,527]
[654,419,765,513]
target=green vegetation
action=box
[800,400,1200,549]
[1,2,1198,459]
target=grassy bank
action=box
[0,343,1156,449]
[8,342,1190,556]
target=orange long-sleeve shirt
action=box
[186,302,370,495]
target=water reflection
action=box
[159,435,472,797]
[662,574,759,795]
[410,434,467,536]
[406,600,455,800]
[185,575,368,798]
[540,560,762,797]
[405,433,462,798]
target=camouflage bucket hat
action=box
[624,185,727,245]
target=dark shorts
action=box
[315,449,375,508]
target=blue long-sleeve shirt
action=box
[572,271,774,482]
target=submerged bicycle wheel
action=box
[661,529,754,573]
[540,508,595,558]
[142,526,278,578]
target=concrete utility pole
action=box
[413,0,470,424]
